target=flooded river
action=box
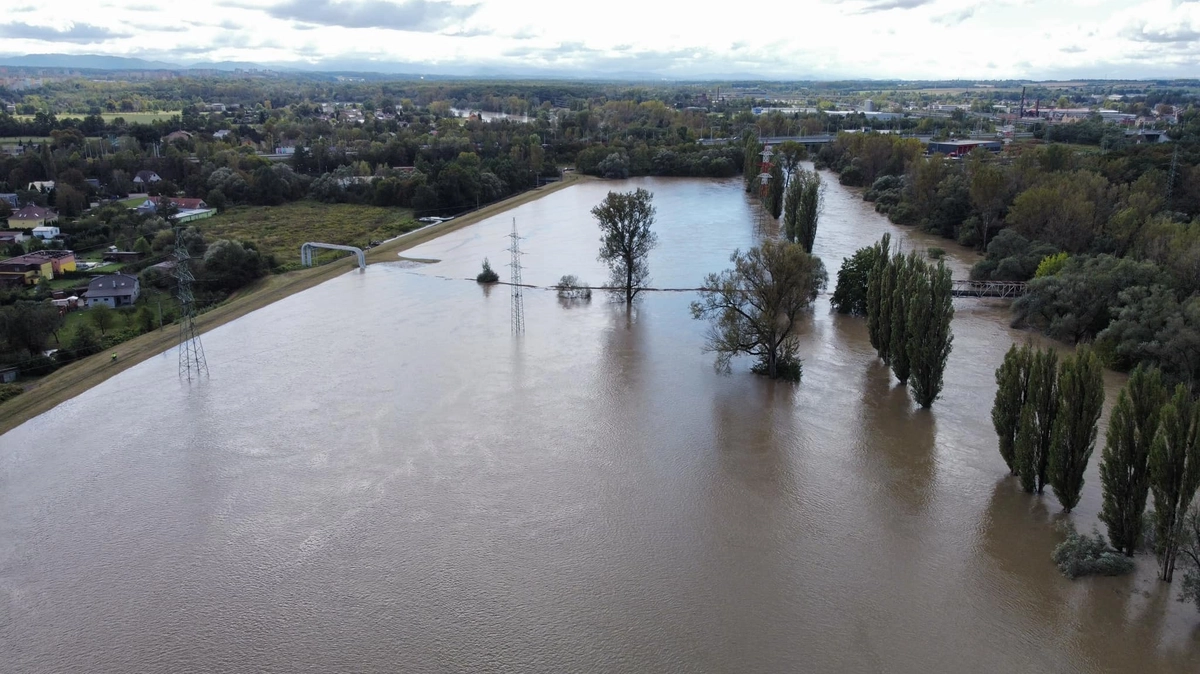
[2,174,1197,672]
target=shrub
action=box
[927,247,946,260]
[1051,524,1136,579]
[0,383,22,404]
[1035,252,1069,278]
[476,258,499,283]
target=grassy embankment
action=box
[0,174,588,434]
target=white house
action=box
[31,225,60,240]
[85,274,140,308]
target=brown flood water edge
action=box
[0,174,589,435]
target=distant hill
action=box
[0,53,183,70]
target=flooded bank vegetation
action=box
[817,119,1200,385]
[993,349,1200,595]
[846,234,954,407]
[691,239,826,382]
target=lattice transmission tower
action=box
[173,228,209,381]
[1167,144,1180,203]
[507,218,525,335]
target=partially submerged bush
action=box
[1052,524,1135,579]
[927,247,946,260]
[476,258,500,284]
[555,274,592,300]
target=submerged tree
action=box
[865,234,891,352]
[1100,366,1167,555]
[1149,385,1200,582]
[830,245,878,316]
[783,169,822,253]
[992,343,1034,475]
[593,188,659,306]
[1015,348,1060,494]
[874,250,899,365]
[889,252,922,385]
[907,260,955,408]
[691,239,827,381]
[1049,346,1105,512]
[476,257,499,283]
[1179,505,1200,611]
[765,160,785,219]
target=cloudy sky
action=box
[0,0,1198,79]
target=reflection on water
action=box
[2,176,1198,673]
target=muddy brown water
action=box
[2,173,1198,672]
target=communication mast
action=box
[173,228,209,381]
[507,218,525,335]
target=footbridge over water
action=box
[950,280,1026,299]
[301,242,366,270]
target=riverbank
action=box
[0,173,589,435]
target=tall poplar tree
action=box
[1015,401,1040,493]
[1100,366,1167,556]
[889,252,921,385]
[1149,385,1200,582]
[876,254,898,365]
[765,160,785,219]
[794,170,822,254]
[907,260,954,408]
[865,234,891,352]
[992,343,1033,475]
[743,138,762,194]
[1049,346,1105,512]
[783,172,803,243]
[1015,348,1059,494]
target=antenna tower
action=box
[173,228,209,381]
[507,218,525,335]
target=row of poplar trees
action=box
[994,349,1200,581]
[864,233,955,408]
[991,345,1104,512]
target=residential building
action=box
[133,170,162,185]
[0,255,54,285]
[27,180,54,192]
[162,130,193,143]
[0,230,27,245]
[7,205,59,228]
[0,193,18,208]
[32,225,60,240]
[213,129,232,139]
[21,249,76,275]
[0,366,17,383]
[85,273,140,308]
[135,197,209,215]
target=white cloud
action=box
[0,0,1191,78]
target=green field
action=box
[198,202,421,263]
[16,112,180,123]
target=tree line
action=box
[993,348,1200,607]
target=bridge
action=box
[301,242,366,270]
[950,280,1026,299]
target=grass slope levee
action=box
[0,173,587,435]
